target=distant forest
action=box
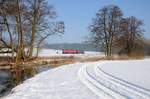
[45,43,100,51]
[45,41,150,55]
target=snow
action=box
[0,48,16,57]
[3,59,150,99]
[4,63,98,99]
[78,60,150,99]
[0,48,104,57]
[33,48,104,57]
[99,60,150,91]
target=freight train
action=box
[63,49,84,54]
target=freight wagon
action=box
[63,49,84,54]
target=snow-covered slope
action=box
[4,59,150,99]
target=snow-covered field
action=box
[33,49,104,57]
[3,59,150,99]
[0,48,104,57]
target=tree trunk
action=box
[28,24,36,59]
[17,0,24,60]
[14,0,24,84]
[28,0,37,59]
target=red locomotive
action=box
[63,49,84,54]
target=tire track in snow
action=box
[78,62,150,99]
[78,65,113,99]
[78,65,126,99]
[95,65,150,99]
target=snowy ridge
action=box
[78,62,150,99]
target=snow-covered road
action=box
[3,59,150,99]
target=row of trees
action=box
[89,5,144,57]
[0,0,64,61]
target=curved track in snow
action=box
[78,63,150,99]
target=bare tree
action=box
[0,1,17,59]
[24,0,64,59]
[0,0,64,84]
[89,5,123,56]
[36,21,64,57]
[0,0,64,60]
[117,16,144,56]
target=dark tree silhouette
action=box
[117,16,144,56]
[89,5,123,56]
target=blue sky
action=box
[47,0,150,44]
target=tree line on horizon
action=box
[88,5,148,57]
